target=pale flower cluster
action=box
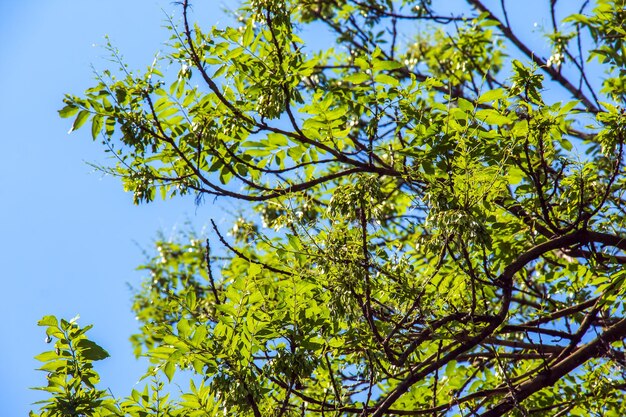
[546,52,564,68]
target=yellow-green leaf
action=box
[69,110,90,133]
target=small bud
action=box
[45,335,52,344]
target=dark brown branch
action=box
[204,238,221,305]
[481,316,626,416]
[466,0,600,113]
[373,229,626,416]
[499,324,575,340]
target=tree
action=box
[33,0,626,415]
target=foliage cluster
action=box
[34,0,626,416]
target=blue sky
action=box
[0,2,227,415]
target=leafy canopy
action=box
[34,0,626,416]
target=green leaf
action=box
[105,116,115,137]
[191,325,208,345]
[560,138,573,151]
[266,133,288,147]
[373,60,403,71]
[477,88,505,104]
[558,100,580,116]
[159,106,179,119]
[248,262,262,277]
[76,339,110,361]
[345,73,370,84]
[456,98,474,113]
[186,291,197,310]
[177,318,191,338]
[507,167,525,185]
[242,24,254,46]
[68,110,90,133]
[58,104,79,118]
[511,120,529,137]
[34,351,60,362]
[91,115,103,140]
[38,360,67,373]
[164,361,176,382]
[374,73,400,86]
[325,106,347,121]
[475,109,511,126]
[38,315,58,328]
[225,47,244,60]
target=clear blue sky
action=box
[0,2,227,415]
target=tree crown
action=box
[34,0,626,416]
